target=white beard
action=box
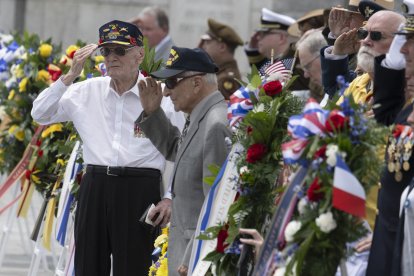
[357,46,380,74]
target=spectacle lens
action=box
[100,46,132,57]
[357,28,383,41]
[164,73,206,89]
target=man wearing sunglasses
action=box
[31,20,184,276]
[136,46,231,275]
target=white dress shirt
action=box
[31,74,184,174]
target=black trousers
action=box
[74,167,161,276]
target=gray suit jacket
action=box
[155,36,174,64]
[137,91,231,274]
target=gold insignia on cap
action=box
[166,49,179,66]
[364,6,374,18]
[223,80,234,90]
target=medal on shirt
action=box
[387,125,414,182]
[134,122,146,138]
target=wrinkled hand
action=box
[329,8,351,38]
[247,31,261,49]
[354,236,372,253]
[239,228,264,262]
[148,198,171,227]
[178,265,188,276]
[138,77,163,115]
[62,44,98,85]
[333,28,359,55]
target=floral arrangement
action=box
[199,66,303,273]
[0,31,103,196]
[149,226,169,276]
[269,78,389,275]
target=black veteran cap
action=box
[150,46,219,79]
[358,0,394,19]
[201,18,244,48]
[98,20,144,47]
[257,8,295,32]
[396,0,414,35]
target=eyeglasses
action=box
[100,46,134,57]
[302,55,320,71]
[164,73,206,89]
[357,28,387,41]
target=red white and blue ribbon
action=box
[333,154,366,217]
[189,143,243,275]
[228,86,254,128]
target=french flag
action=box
[333,155,366,218]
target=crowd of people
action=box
[29,0,414,275]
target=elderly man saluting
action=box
[31,20,184,276]
[137,46,231,275]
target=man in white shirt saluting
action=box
[31,20,184,276]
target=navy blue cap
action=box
[150,46,219,79]
[98,20,143,47]
[358,0,394,19]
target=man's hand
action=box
[329,8,352,38]
[138,77,163,115]
[247,31,260,49]
[333,28,360,55]
[148,198,171,227]
[178,265,188,276]
[354,236,372,253]
[62,44,98,85]
[239,228,264,262]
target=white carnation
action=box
[254,103,265,113]
[315,211,337,233]
[273,267,286,276]
[284,220,302,242]
[297,198,308,215]
[0,34,13,44]
[239,166,249,175]
[326,144,339,166]
[267,72,283,82]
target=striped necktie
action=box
[178,115,190,147]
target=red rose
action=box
[38,150,43,157]
[307,177,324,201]
[246,143,267,163]
[246,126,253,135]
[141,70,149,77]
[314,145,327,159]
[325,110,348,133]
[36,140,42,147]
[216,225,229,253]
[263,80,283,97]
[25,169,32,180]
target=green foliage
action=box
[139,37,163,74]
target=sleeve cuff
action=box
[324,46,348,60]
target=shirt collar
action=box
[155,35,171,52]
[107,72,144,98]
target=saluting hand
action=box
[333,28,360,55]
[138,77,163,115]
[62,44,98,86]
[329,7,351,38]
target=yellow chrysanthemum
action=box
[161,241,168,255]
[56,159,65,166]
[154,234,168,248]
[36,69,51,83]
[15,129,25,141]
[8,125,18,136]
[94,55,105,63]
[66,45,79,58]
[8,125,25,141]
[156,257,168,276]
[148,265,157,276]
[15,68,24,79]
[41,123,63,138]
[8,89,15,100]
[39,43,53,58]
[161,226,169,235]
[19,77,29,92]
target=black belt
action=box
[86,165,160,177]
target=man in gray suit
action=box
[137,46,231,275]
[130,6,174,63]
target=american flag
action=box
[260,58,295,80]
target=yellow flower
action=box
[156,257,168,276]
[148,265,157,276]
[161,226,169,235]
[41,123,63,138]
[66,45,79,58]
[36,70,51,83]
[15,129,25,141]
[15,68,24,78]
[154,234,168,248]
[161,241,168,255]
[8,89,15,100]
[56,159,65,166]
[8,125,25,141]
[70,134,77,141]
[39,43,53,58]
[19,77,29,92]
[94,55,105,63]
